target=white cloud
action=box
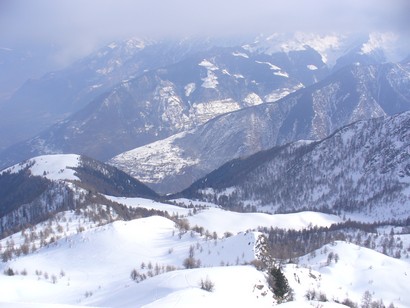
[0,0,408,64]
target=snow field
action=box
[106,196,342,234]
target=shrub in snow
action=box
[305,289,316,300]
[340,298,358,308]
[183,256,200,269]
[51,274,57,284]
[130,269,144,282]
[199,276,215,292]
[305,289,327,302]
[250,259,266,271]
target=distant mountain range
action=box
[0,33,409,195]
[0,40,329,168]
[110,58,410,194]
[0,38,225,151]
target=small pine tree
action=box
[5,268,14,276]
[268,266,291,303]
[130,269,140,281]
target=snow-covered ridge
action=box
[2,154,81,181]
[105,196,342,233]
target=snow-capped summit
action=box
[247,32,405,67]
[244,32,346,65]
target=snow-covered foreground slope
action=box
[286,241,410,307]
[0,215,266,307]
[1,202,410,307]
[87,266,274,308]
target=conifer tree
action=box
[268,266,291,303]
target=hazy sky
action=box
[1,0,408,64]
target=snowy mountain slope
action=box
[0,45,328,168]
[180,111,410,221]
[0,154,158,236]
[110,60,410,194]
[1,211,409,307]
